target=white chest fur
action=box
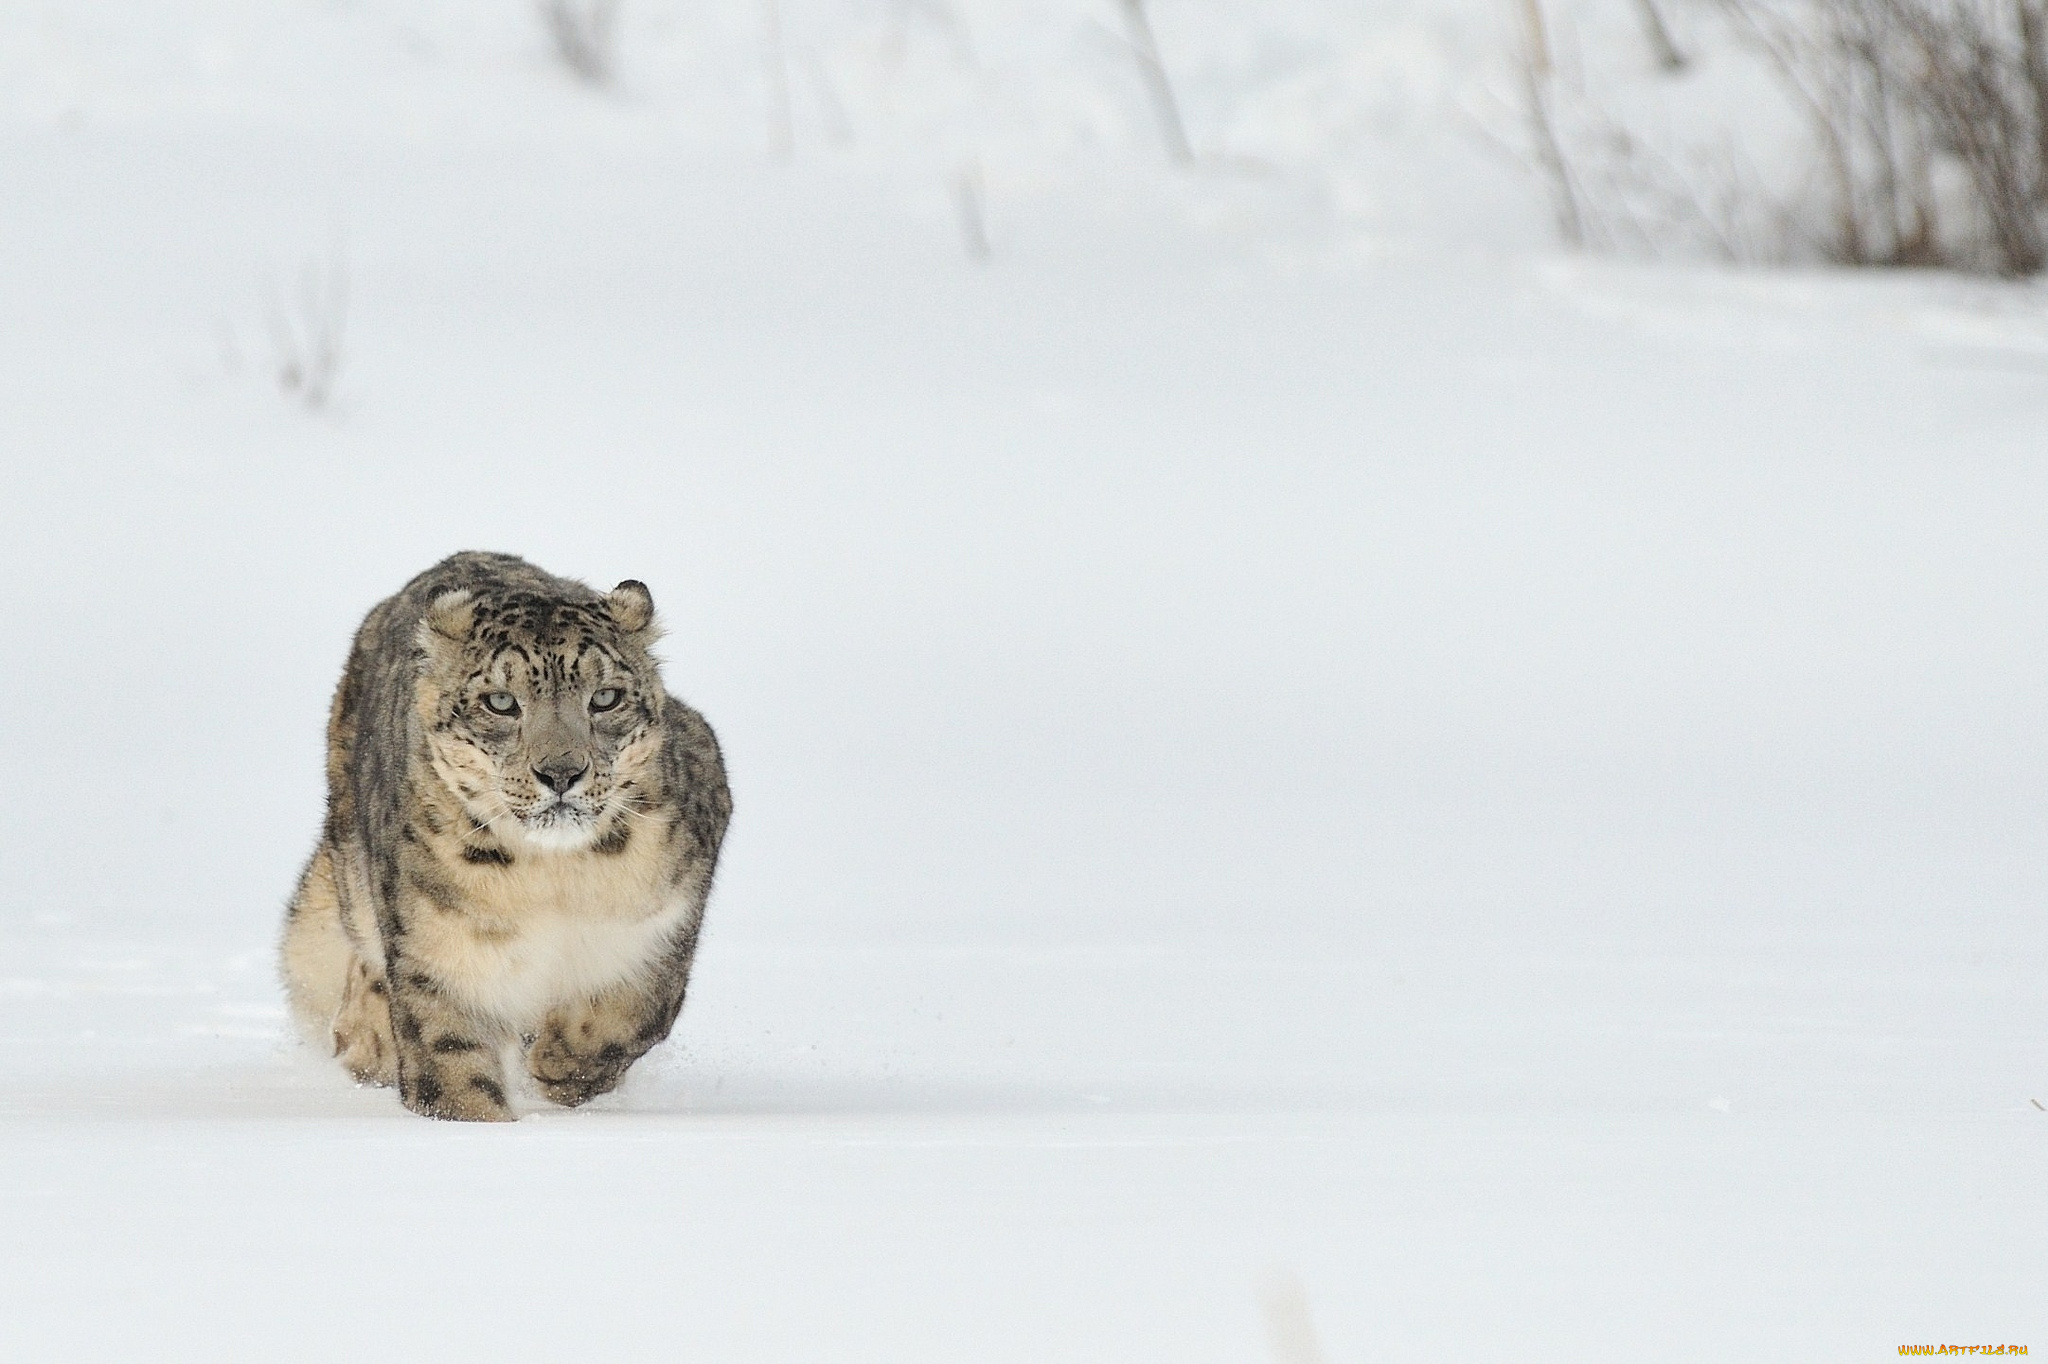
[410,836,694,1032]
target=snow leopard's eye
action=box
[482,692,520,716]
[589,687,623,713]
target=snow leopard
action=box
[280,551,731,1120]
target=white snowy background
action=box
[1,1,2044,1359]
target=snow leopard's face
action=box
[416,582,665,853]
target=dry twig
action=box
[265,249,348,413]
[541,0,622,85]
[1116,0,1194,164]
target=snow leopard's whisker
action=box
[468,807,520,836]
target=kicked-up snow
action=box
[0,2,2043,1359]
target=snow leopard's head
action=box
[414,579,667,854]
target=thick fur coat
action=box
[281,552,731,1120]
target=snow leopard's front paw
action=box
[396,1052,516,1122]
[526,1006,640,1108]
[385,982,516,1122]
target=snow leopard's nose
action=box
[533,757,590,794]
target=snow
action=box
[1,1,2045,1359]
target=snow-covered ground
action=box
[2,2,2045,1359]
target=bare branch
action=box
[1632,0,1689,71]
[265,247,348,413]
[1514,0,1586,246]
[952,157,992,263]
[1116,0,1194,164]
[540,0,621,86]
[1541,0,2048,274]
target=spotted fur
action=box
[280,552,731,1121]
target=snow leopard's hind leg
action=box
[331,952,397,1086]
[281,843,396,1086]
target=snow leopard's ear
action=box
[605,580,656,637]
[416,588,476,669]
